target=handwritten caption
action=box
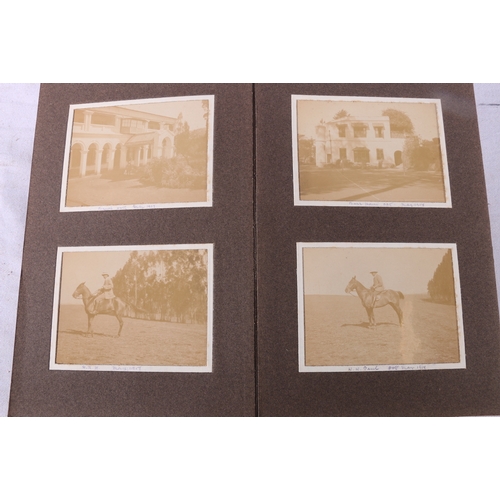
[348,202,426,208]
[347,364,428,372]
[81,365,142,371]
[96,204,156,211]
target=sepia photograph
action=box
[292,95,451,207]
[60,95,214,211]
[297,243,465,372]
[50,244,213,372]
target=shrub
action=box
[378,159,395,169]
[141,155,206,189]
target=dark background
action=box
[256,84,500,416]
[9,84,255,416]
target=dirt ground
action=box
[304,294,461,366]
[299,168,447,203]
[55,305,207,366]
[65,175,207,207]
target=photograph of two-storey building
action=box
[293,95,451,207]
[61,96,213,211]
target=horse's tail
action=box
[398,291,405,299]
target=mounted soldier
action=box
[369,271,384,308]
[91,272,115,308]
[345,275,404,327]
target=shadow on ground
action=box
[300,169,444,199]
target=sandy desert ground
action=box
[55,304,207,366]
[304,294,461,367]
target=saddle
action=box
[369,288,384,305]
[88,297,114,314]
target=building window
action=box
[339,148,347,160]
[338,125,347,138]
[353,147,370,163]
[376,149,384,160]
[374,126,384,138]
[353,125,367,138]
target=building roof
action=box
[328,115,391,126]
[88,105,177,124]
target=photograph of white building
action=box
[292,95,451,207]
[314,114,405,168]
[68,105,176,178]
[61,96,213,211]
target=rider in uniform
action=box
[93,272,115,307]
[369,271,384,307]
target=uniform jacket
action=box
[372,274,384,291]
[102,277,115,299]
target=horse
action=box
[345,276,404,328]
[72,282,126,337]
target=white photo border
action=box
[60,95,215,212]
[50,243,214,373]
[292,95,452,208]
[297,242,465,372]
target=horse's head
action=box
[345,276,357,294]
[72,282,86,299]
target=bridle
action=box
[346,282,357,297]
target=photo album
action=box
[9,83,500,416]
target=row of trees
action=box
[427,250,456,304]
[298,136,315,165]
[112,250,208,324]
[402,136,442,171]
[173,100,209,167]
[141,101,209,188]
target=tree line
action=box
[112,250,208,324]
[174,100,209,166]
[427,250,456,304]
[141,101,209,188]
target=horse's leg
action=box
[366,307,375,328]
[389,302,404,326]
[116,313,123,337]
[87,314,94,337]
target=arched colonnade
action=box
[69,135,174,177]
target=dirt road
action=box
[299,169,446,203]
